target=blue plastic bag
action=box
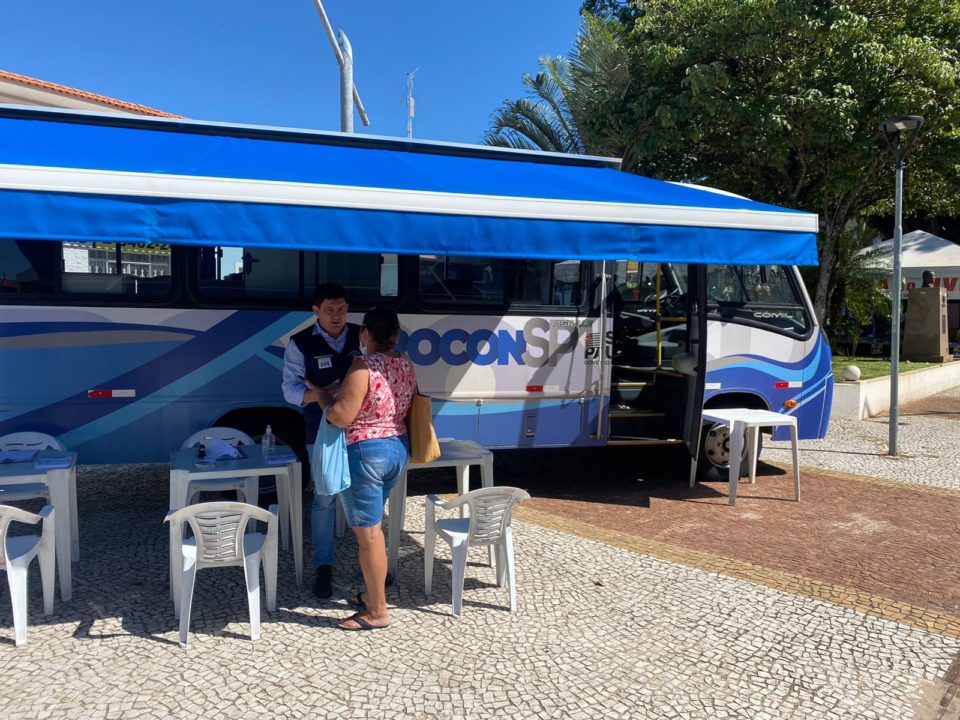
[311,408,351,495]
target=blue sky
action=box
[1,0,585,144]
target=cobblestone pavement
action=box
[1,390,959,719]
[764,385,960,490]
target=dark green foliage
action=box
[487,2,960,327]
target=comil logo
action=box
[398,319,580,367]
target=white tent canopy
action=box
[865,230,960,299]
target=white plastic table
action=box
[690,408,800,506]
[169,448,303,591]
[386,439,494,578]
[0,450,77,601]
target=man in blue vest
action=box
[282,283,361,599]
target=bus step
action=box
[608,410,666,419]
[609,411,675,440]
[606,437,685,445]
[611,381,654,389]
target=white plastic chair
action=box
[424,486,530,617]
[0,504,55,646]
[165,501,278,647]
[180,427,255,504]
[0,432,65,504]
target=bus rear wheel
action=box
[696,421,761,481]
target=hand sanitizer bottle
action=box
[262,425,275,457]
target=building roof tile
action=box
[0,69,181,118]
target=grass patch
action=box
[831,356,938,381]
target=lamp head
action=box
[879,115,924,163]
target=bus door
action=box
[599,261,692,446]
[681,265,708,455]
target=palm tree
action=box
[483,56,584,154]
[484,16,634,166]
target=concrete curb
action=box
[831,361,960,419]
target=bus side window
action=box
[306,251,397,300]
[0,239,58,294]
[707,264,811,335]
[61,241,171,297]
[196,247,397,303]
[509,260,582,306]
[419,255,504,305]
[196,245,300,301]
[239,248,298,301]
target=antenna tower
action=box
[406,70,417,139]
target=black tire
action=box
[696,421,763,481]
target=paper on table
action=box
[265,453,297,465]
[0,449,39,463]
[34,455,71,469]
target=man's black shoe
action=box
[313,565,333,599]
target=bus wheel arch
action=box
[697,392,768,480]
[214,407,306,462]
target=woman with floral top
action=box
[318,306,417,630]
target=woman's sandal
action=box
[338,611,389,631]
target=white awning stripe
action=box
[0,163,820,233]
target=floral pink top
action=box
[346,351,418,446]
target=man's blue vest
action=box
[290,323,361,443]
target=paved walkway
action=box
[764,386,960,490]
[1,389,959,719]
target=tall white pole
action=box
[889,160,904,456]
[338,31,354,134]
[311,0,370,128]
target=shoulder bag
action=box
[406,386,441,464]
[311,407,351,495]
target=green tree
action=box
[819,222,891,355]
[490,2,960,327]
[603,0,960,324]
[580,0,643,25]
[483,56,584,154]
[484,16,637,167]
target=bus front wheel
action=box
[697,421,761,481]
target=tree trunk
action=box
[813,222,837,325]
[812,164,878,326]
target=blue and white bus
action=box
[0,107,830,478]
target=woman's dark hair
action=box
[362,306,401,347]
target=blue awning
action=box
[0,106,819,265]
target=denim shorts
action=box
[340,435,409,529]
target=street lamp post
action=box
[878,115,923,457]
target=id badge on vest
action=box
[315,355,333,370]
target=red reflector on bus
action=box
[774,382,789,389]
[525,385,544,392]
[87,389,135,398]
